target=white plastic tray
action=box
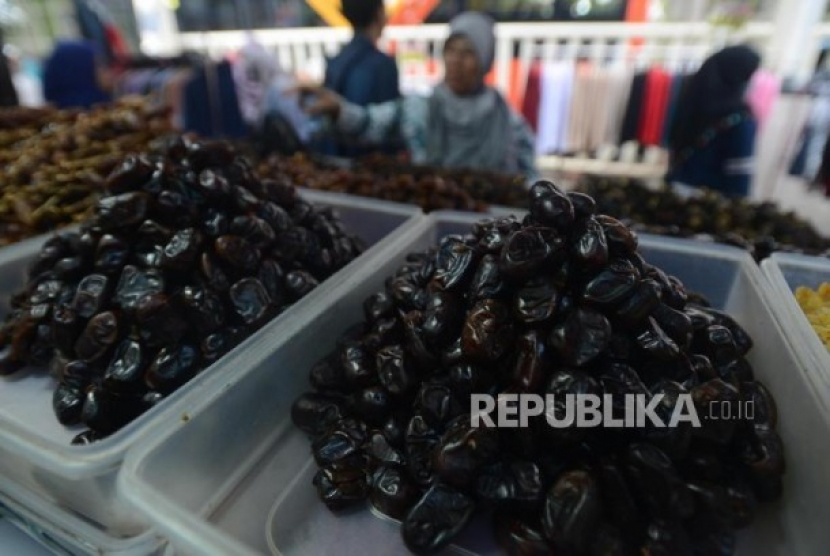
[0,520,52,556]
[121,213,830,556]
[761,253,830,414]
[0,191,423,548]
[0,473,163,556]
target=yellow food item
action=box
[796,284,830,351]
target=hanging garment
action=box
[587,69,614,152]
[521,62,542,134]
[746,69,781,129]
[74,0,115,64]
[639,68,672,146]
[536,61,575,155]
[566,63,594,153]
[534,62,559,154]
[104,24,130,64]
[620,72,647,144]
[604,67,634,147]
[661,73,687,147]
[554,63,575,153]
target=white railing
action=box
[173,21,778,96]
[165,20,826,182]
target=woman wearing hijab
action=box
[300,12,537,179]
[43,41,111,110]
[667,45,761,198]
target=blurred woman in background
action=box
[301,12,537,179]
[667,45,761,198]
[43,41,111,109]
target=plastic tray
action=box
[761,253,830,412]
[0,473,164,556]
[0,192,422,546]
[121,212,830,556]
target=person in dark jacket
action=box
[43,41,111,109]
[667,45,760,198]
[322,0,399,156]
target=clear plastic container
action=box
[0,193,422,546]
[761,253,830,413]
[121,213,830,556]
[0,473,163,556]
[486,205,526,218]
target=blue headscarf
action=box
[43,41,111,109]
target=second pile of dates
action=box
[0,137,364,443]
[292,182,784,555]
[0,100,172,245]
[258,153,527,212]
[578,176,830,261]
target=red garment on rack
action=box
[521,63,542,134]
[638,68,672,146]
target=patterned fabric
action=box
[337,95,538,181]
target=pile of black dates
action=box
[578,175,830,262]
[292,181,784,555]
[0,137,363,443]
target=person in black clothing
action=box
[667,45,760,198]
[321,0,400,157]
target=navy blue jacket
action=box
[322,35,399,156]
[667,116,756,198]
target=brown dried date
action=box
[462,299,515,362]
[53,383,85,425]
[291,392,345,437]
[214,235,259,274]
[314,458,371,511]
[494,513,552,556]
[229,278,272,326]
[371,465,420,520]
[161,228,203,271]
[500,227,563,280]
[514,277,559,324]
[571,216,609,270]
[115,266,165,312]
[470,254,506,300]
[432,237,477,291]
[550,307,612,367]
[529,181,574,230]
[72,274,110,319]
[144,344,199,394]
[95,235,130,274]
[74,311,120,363]
[542,470,602,553]
[106,154,155,194]
[96,192,150,231]
[104,340,147,393]
[402,483,475,555]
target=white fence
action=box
[160,21,830,182]
[171,21,783,97]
